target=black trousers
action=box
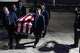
[74,28,80,46]
[8,32,15,49]
[43,25,48,37]
[6,25,17,49]
[34,29,42,46]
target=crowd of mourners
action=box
[1,1,49,49]
[1,0,80,50]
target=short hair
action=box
[29,8,33,12]
[18,0,22,2]
[18,0,23,4]
[37,5,42,9]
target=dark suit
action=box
[2,11,18,49]
[73,10,80,47]
[42,10,49,37]
[33,15,45,47]
[17,6,26,18]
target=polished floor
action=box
[0,32,79,53]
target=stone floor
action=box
[0,32,79,53]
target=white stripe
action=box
[25,16,32,21]
[28,22,32,28]
[28,22,32,33]
[23,22,28,33]
[17,23,21,32]
[19,15,27,21]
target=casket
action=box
[15,13,34,35]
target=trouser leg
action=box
[8,33,13,49]
[43,26,47,37]
[34,32,41,48]
[74,32,79,47]
[74,28,79,47]
[15,35,20,48]
[74,35,79,47]
[34,35,39,47]
[8,25,15,49]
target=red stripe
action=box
[16,13,34,33]
[25,16,32,21]
[18,15,28,21]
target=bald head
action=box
[3,7,9,15]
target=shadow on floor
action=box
[15,41,35,49]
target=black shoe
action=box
[33,46,36,48]
[42,33,45,38]
[8,47,13,49]
[42,35,45,38]
[15,45,25,49]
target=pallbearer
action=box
[2,6,18,49]
[33,6,45,48]
[71,7,80,48]
[41,4,49,37]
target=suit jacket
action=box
[35,15,45,31]
[42,10,49,25]
[17,6,26,18]
[2,11,18,28]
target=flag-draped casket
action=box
[16,13,34,33]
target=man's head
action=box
[18,1,23,7]
[13,4,16,9]
[3,6,9,15]
[41,5,45,10]
[29,8,33,13]
[12,4,17,11]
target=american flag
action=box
[16,13,34,33]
